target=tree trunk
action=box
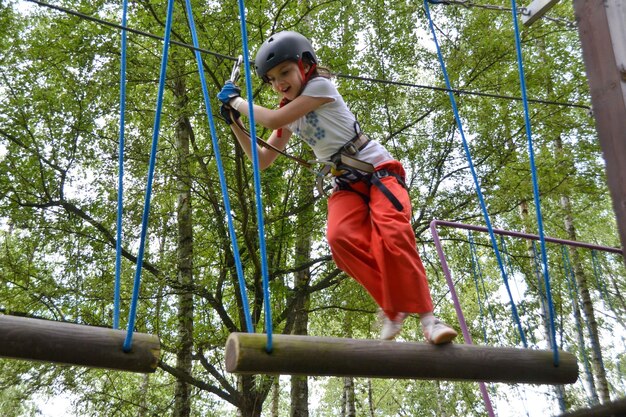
[565,248,599,404]
[238,375,267,417]
[137,374,150,417]
[367,380,375,417]
[172,71,194,417]
[555,135,610,403]
[435,381,448,417]
[562,200,610,403]
[519,201,567,412]
[290,171,313,417]
[290,372,308,417]
[342,377,356,417]
[341,313,355,417]
[271,378,280,417]
[289,2,314,412]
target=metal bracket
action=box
[521,0,561,26]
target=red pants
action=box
[326,160,434,317]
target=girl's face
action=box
[266,61,308,101]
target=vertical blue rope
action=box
[509,0,558,365]
[123,0,175,352]
[423,0,526,347]
[590,251,605,297]
[532,240,553,344]
[468,232,489,344]
[183,0,253,333]
[499,236,529,345]
[469,232,502,345]
[501,236,536,345]
[236,0,273,351]
[562,249,592,346]
[113,0,129,331]
[590,250,615,312]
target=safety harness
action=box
[315,122,407,211]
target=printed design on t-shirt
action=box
[296,111,325,147]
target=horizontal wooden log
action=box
[0,315,160,373]
[559,397,626,417]
[225,333,578,384]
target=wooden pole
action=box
[574,0,626,268]
[225,333,578,384]
[0,315,160,373]
[559,397,626,417]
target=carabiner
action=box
[229,55,243,83]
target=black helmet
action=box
[254,31,317,82]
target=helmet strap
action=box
[277,96,290,137]
[298,59,317,84]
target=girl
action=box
[218,31,457,344]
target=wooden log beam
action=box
[0,315,160,373]
[225,333,578,384]
[559,397,626,417]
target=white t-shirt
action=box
[286,77,392,166]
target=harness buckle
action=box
[342,141,359,156]
[375,169,390,179]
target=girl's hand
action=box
[217,81,241,106]
[220,105,240,125]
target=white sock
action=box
[419,312,436,329]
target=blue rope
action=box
[500,237,537,345]
[563,250,593,347]
[531,241,545,299]
[236,0,273,351]
[591,250,615,312]
[531,241,554,346]
[499,236,530,345]
[183,0,253,332]
[468,232,502,345]
[423,0,526,347]
[562,248,582,340]
[123,0,175,352]
[590,251,604,295]
[468,232,489,344]
[508,0,558,365]
[113,0,128,331]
